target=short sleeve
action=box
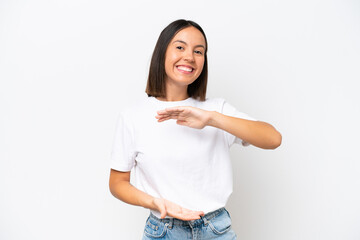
[221,99,257,147]
[110,112,137,171]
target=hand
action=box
[152,198,205,221]
[156,106,211,129]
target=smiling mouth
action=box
[176,65,194,73]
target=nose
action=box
[183,50,195,62]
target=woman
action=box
[109,19,282,239]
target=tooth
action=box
[178,66,192,72]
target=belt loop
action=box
[168,218,173,229]
[202,216,209,226]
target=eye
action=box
[194,50,203,55]
[176,46,184,50]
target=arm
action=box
[207,111,282,149]
[156,106,282,149]
[109,169,204,220]
[109,169,155,209]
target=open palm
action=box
[153,198,204,221]
[156,106,210,129]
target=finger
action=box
[180,213,202,221]
[169,207,203,221]
[179,209,203,220]
[195,211,205,217]
[157,113,181,119]
[157,117,171,122]
[157,114,183,121]
[157,108,184,115]
[155,114,171,119]
[159,204,167,219]
[156,111,181,117]
[160,210,167,219]
[180,216,199,221]
[165,107,185,112]
[190,211,205,219]
[157,112,182,117]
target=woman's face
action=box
[164,26,206,88]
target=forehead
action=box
[171,26,206,47]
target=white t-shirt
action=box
[110,95,257,218]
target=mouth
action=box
[176,65,194,73]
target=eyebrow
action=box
[172,40,206,49]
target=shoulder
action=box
[116,95,150,119]
[194,97,227,110]
[198,97,247,116]
[199,97,225,107]
[203,97,226,105]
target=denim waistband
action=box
[149,207,226,228]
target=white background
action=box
[1,0,359,239]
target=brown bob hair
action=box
[145,19,208,101]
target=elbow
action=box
[109,177,121,198]
[256,121,282,150]
[109,180,116,197]
[109,180,123,199]
[109,169,131,199]
[269,131,282,149]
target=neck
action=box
[157,81,189,101]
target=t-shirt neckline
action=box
[148,96,194,105]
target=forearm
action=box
[109,180,156,211]
[110,177,204,220]
[207,111,282,149]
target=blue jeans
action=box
[142,207,237,239]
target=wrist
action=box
[207,111,220,128]
[149,197,158,211]
[139,194,157,211]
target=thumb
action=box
[160,206,167,219]
[158,200,167,219]
[176,120,188,126]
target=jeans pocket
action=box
[143,217,169,238]
[207,209,232,235]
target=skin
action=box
[159,26,206,101]
[109,26,282,221]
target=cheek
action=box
[165,53,178,69]
[168,52,180,62]
[197,58,205,71]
